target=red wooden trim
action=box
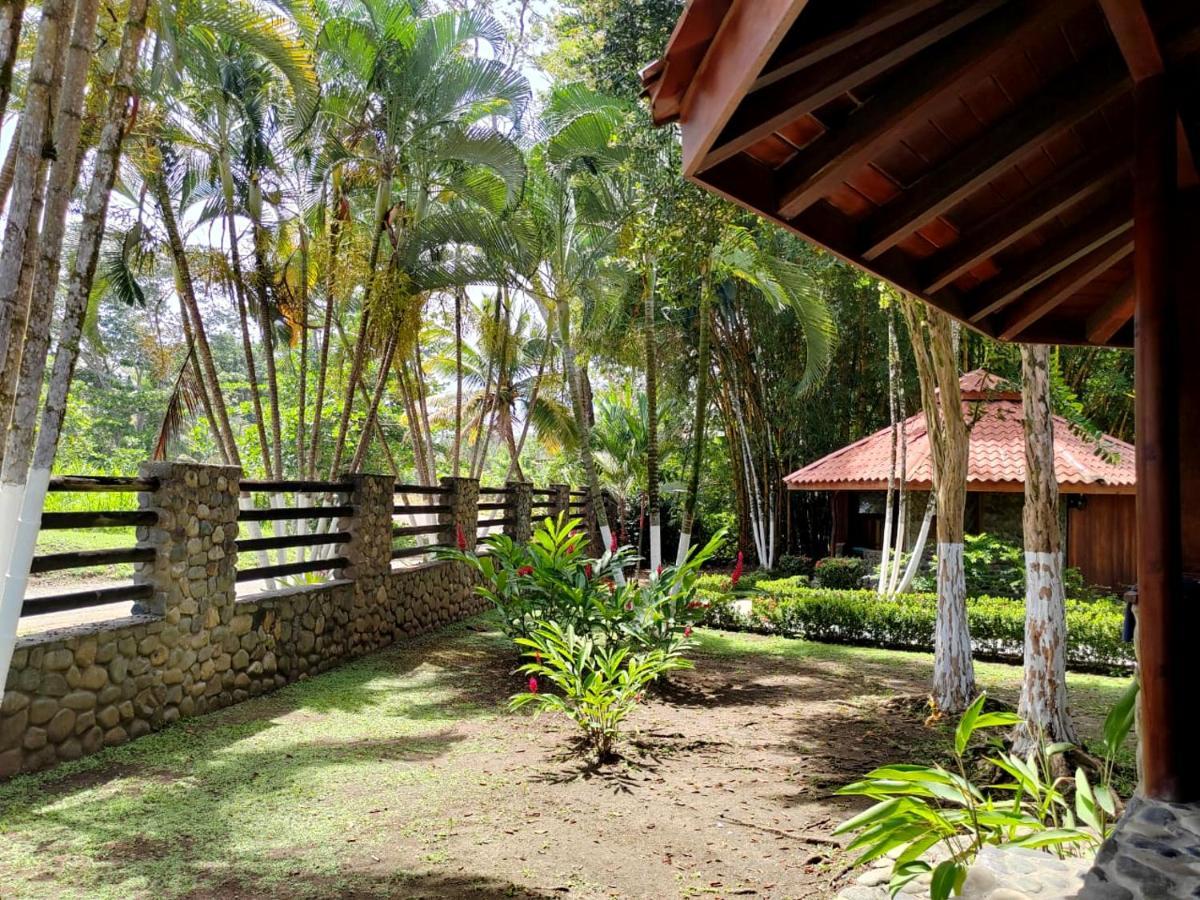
[996,234,1134,340]
[963,203,1133,322]
[1086,276,1136,345]
[679,0,809,177]
[1099,0,1164,82]
[922,146,1131,293]
[861,50,1129,261]
[1132,73,1191,801]
[775,0,1094,219]
[700,0,1002,172]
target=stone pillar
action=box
[136,461,239,632]
[549,483,570,521]
[340,473,394,581]
[439,477,479,551]
[504,481,533,543]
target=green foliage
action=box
[440,514,726,759]
[775,554,813,577]
[692,578,1132,672]
[510,620,688,760]
[835,694,1126,898]
[814,556,867,589]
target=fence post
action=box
[439,477,479,551]
[135,461,240,721]
[504,481,533,543]
[339,473,393,582]
[549,483,570,520]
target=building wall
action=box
[1068,494,1137,591]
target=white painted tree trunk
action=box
[933,541,975,713]
[1014,343,1076,753]
[897,496,934,595]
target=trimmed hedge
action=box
[695,575,1132,673]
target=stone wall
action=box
[0,465,505,780]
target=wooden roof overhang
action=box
[642,0,1200,348]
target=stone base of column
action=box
[1084,795,1200,898]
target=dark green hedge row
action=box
[695,576,1133,673]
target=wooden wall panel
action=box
[1067,494,1137,590]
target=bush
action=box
[775,554,814,577]
[814,556,867,589]
[700,578,1131,672]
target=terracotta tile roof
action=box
[785,371,1135,494]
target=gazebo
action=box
[643,0,1200,893]
[785,369,1137,589]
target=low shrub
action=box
[699,578,1131,672]
[813,556,867,589]
[775,554,814,577]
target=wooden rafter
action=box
[1085,276,1136,344]
[962,201,1132,322]
[699,0,1004,172]
[679,0,809,177]
[752,0,944,92]
[860,51,1129,261]
[773,0,1094,220]
[1099,0,1165,82]
[995,234,1133,340]
[921,145,1131,293]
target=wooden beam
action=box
[774,0,1094,220]
[995,233,1133,340]
[1085,276,1135,344]
[961,200,1132,322]
[1132,73,1194,802]
[700,0,1003,172]
[921,145,1130,293]
[861,51,1129,261]
[752,0,944,92]
[679,0,810,178]
[1099,0,1164,82]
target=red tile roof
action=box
[785,371,1135,494]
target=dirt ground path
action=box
[0,620,1128,900]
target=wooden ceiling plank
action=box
[1086,276,1136,344]
[679,0,811,178]
[774,0,1095,220]
[700,0,1004,172]
[1099,0,1164,82]
[860,51,1129,261]
[753,0,944,92]
[996,235,1133,340]
[960,201,1133,322]
[921,145,1130,293]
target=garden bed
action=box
[0,615,1131,899]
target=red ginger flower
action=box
[656,564,663,577]
[730,551,744,589]
[584,564,593,579]
[456,523,467,551]
[683,626,693,638]
[610,531,618,553]
[528,676,539,694]
[517,565,534,576]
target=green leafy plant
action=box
[510,620,690,760]
[814,556,867,589]
[776,554,814,577]
[835,694,1126,899]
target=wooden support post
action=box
[1133,74,1194,802]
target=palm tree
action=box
[313,0,529,479]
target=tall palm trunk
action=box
[178,294,229,464]
[296,222,309,474]
[308,187,343,478]
[452,286,464,477]
[1014,343,1076,752]
[557,300,623,584]
[676,275,712,569]
[644,264,662,573]
[0,0,151,695]
[0,0,70,425]
[2,0,100,475]
[219,140,272,477]
[349,330,398,473]
[249,176,283,478]
[329,172,390,479]
[0,0,25,122]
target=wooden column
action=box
[1133,74,1195,802]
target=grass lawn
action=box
[0,618,1132,900]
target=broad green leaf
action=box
[955,694,989,755]
[930,860,964,900]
